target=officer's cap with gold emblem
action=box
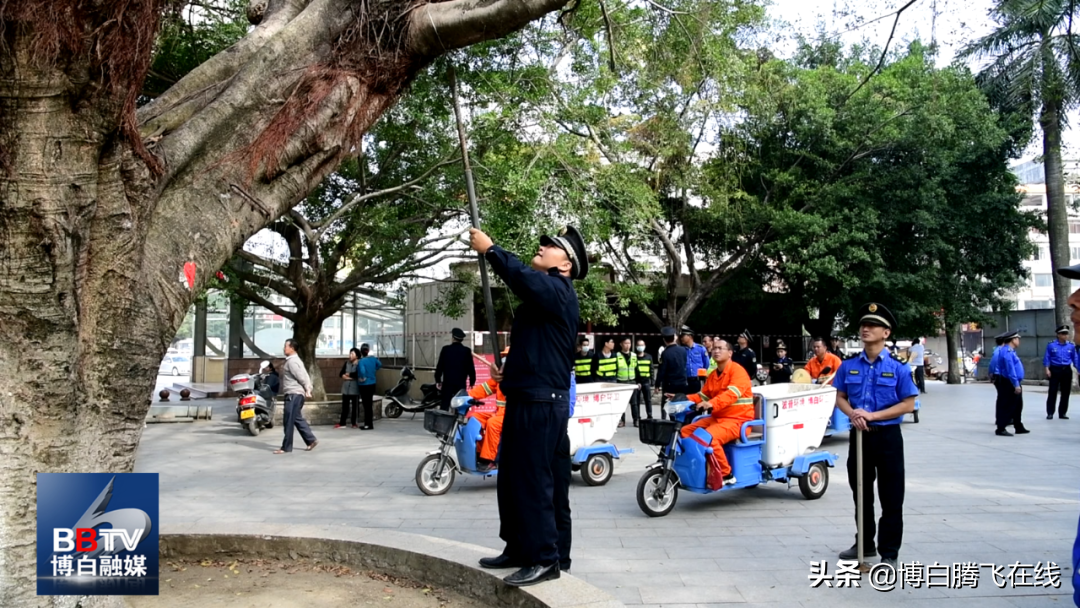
[540,225,589,280]
[857,302,897,330]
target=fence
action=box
[978,310,1059,381]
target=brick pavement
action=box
[136,382,1077,606]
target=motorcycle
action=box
[383,366,441,419]
[228,372,276,436]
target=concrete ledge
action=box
[157,523,622,608]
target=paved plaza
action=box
[136,382,1078,607]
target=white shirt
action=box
[908,343,925,370]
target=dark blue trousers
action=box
[497,398,569,566]
[281,394,316,452]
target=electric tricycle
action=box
[636,383,840,517]
[415,383,636,496]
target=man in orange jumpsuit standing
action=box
[469,349,509,472]
[676,341,754,485]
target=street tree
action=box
[960,0,1080,327]
[0,1,574,603]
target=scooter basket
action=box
[639,419,676,446]
[423,410,456,437]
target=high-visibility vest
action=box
[595,353,617,378]
[637,355,653,383]
[616,352,637,382]
[575,353,593,376]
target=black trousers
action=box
[497,398,569,567]
[1047,365,1072,417]
[914,366,926,393]
[359,384,376,427]
[281,394,316,452]
[993,377,1024,430]
[554,431,572,570]
[440,384,465,411]
[339,394,359,426]
[847,425,904,560]
[633,384,653,421]
[686,376,701,395]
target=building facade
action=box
[1010,160,1080,310]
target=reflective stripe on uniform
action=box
[727,385,742,398]
[696,392,709,402]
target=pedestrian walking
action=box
[356,343,380,430]
[1044,325,1074,420]
[469,224,585,587]
[908,338,926,393]
[273,339,318,454]
[656,326,689,419]
[680,327,709,394]
[993,330,1029,436]
[336,347,361,428]
[435,327,476,411]
[832,303,917,569]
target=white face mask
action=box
[636,346,645,352]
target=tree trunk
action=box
[291,320,328,401]
[0,2,573,604]
[946,323,962,384]
[1040,87,1071,328]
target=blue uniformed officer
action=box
[993,330,1029,436]
[831,303,918,569]
[469,225,586,587]
[1043,325,1075,420]
[987,333,1006,381]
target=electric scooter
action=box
[382,366,441,419]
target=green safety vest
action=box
[575,353,593,376]
[595,353,618,378]
[637,355,652,383]
[616,352,637,382]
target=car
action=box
[159,354,191,377]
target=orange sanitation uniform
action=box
[805,352,842,384]
[467,379,505,462]
[680,363,754,476]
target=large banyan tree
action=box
[0,1,568,604]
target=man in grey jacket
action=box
[274,339,318,454]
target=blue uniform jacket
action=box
[684,343,709,378]
[988,346,1003,377]
[657,344,688,392]
[1044,341,1076,367]
[832,349,918,426]
[1001,346,1024,388]
[485,245,579,402]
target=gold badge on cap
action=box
[868,303,878,313]
[558,226,568,236]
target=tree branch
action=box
[313,157,459,230]
[232,283,298,320]
[842,0,920,104]
[409,0,572,56]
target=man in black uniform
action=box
[731,330,757,381]
[434,327,476,411]
[656,326,689,419]
[469,225,586,587]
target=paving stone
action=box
[136,383,1079,605]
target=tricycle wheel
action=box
[384,402,403,419]
[798,462,828,500]
[416,454,455,496]
[582,454,613,486]
[637,470,678,517]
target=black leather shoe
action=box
[995,429,1013,436]
[479,554,522,569]
[838,544,876,560]
[1015,426,1030,434]
[1061,416,1070,420]
[1048,415,1054,420]
[504,563,560,587]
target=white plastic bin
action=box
[753,383,837,467]
[569,383,637,455]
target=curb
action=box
[157,523,623,608]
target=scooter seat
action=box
[420,383,437,392]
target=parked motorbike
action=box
[383,366,441,419]
[229,372,276,436]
